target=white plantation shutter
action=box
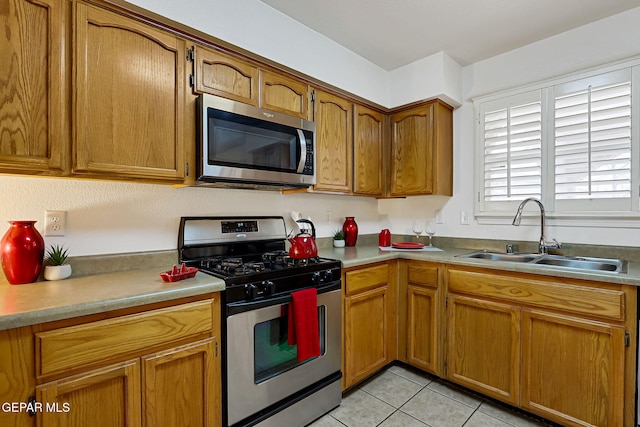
[481,91,542,208]
[476,62,640,220]
[553,70,632,211]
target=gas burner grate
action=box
[261,250,289,264]
[286,256,320,268]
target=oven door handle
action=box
[226,281,340,316]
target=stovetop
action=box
[178,216,342,304]
[196,250,340,283]
[200,250,322,277]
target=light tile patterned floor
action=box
[308,365,553,427]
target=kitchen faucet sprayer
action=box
[512,198,561,255]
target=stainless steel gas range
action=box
[178,216,342,427]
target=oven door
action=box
[226,284,341,426]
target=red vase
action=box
[342,217,358,247]
[1,221,45,284]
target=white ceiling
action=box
[259,0,640,70]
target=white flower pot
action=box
[333,239,345,248]
[44,264,72,281]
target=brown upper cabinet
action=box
[193,46,259,106]
[353,104,384,197]
[259,70,311,120]
[314,90,353,192]
[389,101,453,196]
[0,0,453,192]
[312,92,385,196]
[192,45,312,121]
[72,2,187,182]
[0,0,67,175]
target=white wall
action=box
[0,176,381,256]
[127,0,462,107]
[411,7,640,247]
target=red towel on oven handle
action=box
[287,287,320,362]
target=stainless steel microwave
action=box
[197,94,316,190]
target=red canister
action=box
[378,229,391,247]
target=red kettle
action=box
[288,219,318,259]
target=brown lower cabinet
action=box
[446,294,521,405]
[399,261,442,375]
[0,295,221,427]
[342,262,397,389]
[36,337,217,427]
[342,260,637,427]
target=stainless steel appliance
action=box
[197,94,316,190]
[178,216,342,427]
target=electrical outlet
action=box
[460,210,469,225]
[44,210,66,236]
[435,210,443,224]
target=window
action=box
[553,70,632,211]
[482,91,542,205]
[475,60,640,223]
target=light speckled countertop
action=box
[319,245,640,286]
[2,244,639,332]
[0,268,225,331]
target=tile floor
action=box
[308,365,555,427]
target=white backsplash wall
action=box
[0,176,380,256]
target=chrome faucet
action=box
[512,198,561,255]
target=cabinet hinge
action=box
[185,162,190,177]
[186,47,194,62]
[444,363,448,376]
[189,74,195,87]
[445,296,448,308]
[625,331,631,347]
[310,92,315,102]
[215,341,219,357]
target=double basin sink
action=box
[457,250,627,273]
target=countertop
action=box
[2,244,639,332]
[0,267,225,331]
[319,245,640,286]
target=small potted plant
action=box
[333,229,345,248]
[44,244,72,281]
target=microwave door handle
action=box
[296,129,306,173]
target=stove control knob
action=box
[245,283,258,299]
[312,271,322,285]
[321,270,333,282]
[263,280,276,295]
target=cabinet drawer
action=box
[36,300,213,375]
[448,269,625,321]
[408,264,438,288]
[346,264,389,295]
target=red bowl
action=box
[160,265,198,282]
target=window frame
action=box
[473,56,640,228]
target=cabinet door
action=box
[259,70,310,119]
[194,46,258,105]
[73,3,186,181]
[142,338,219,427]
[36,360,141,427]
[522,310,625,427]
[447,294,520,406]
[344,286,394,388]
[389,103,433,196]
[353,104,383,196]
[0,0,66,174]
[314,90,352,192]
[406,284,437,373]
